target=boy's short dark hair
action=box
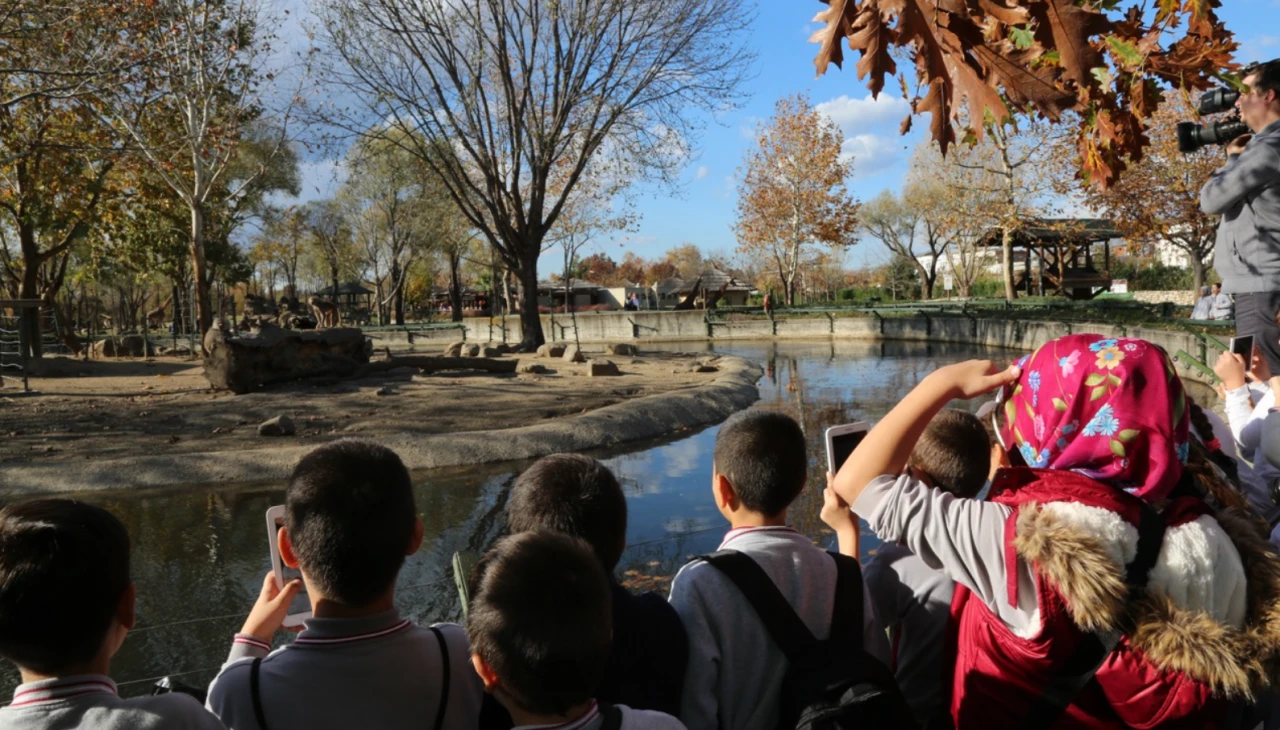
[908,409,991,499]
[713,409,807,517]
[285,439,416,606]
[467,531,612,716]
[507,454,627,571]
[0,499,131,674]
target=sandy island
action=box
[0,347,762,493]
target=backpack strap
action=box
[250,657,269,730]
[1018,501,1166,728]
[597,701,624,730]
[429,626,451,730]
[826,551,865,648]
[697,550,815,661]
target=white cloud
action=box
[815,94,912,133]
[694,165,710,180]
[738,116,761,140]
[840,134,908,179]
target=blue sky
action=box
[280,0,1280,275]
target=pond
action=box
[0,339,1015,701]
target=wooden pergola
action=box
[976,218,1122,300]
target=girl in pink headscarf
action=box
[833,334,1280,729]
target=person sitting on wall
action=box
[1191,285,1214,319]
[1211,282,1236,320]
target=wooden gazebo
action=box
[976,218,1122,300]
[314,282,374,310]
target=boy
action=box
[822,408,990,729]
[205,439,484,730]
[507,454,687,715]
[0,499,225,729]
[668,408,888,730]
[467,530,686,729]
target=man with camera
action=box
[1202,59,1280,371]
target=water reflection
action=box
[0,339,1010,700]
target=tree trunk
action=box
[391,259,405,325]
[515,254,546,351]
[914,260,933,300]
[1001,226,1016,301]
[1190,252,1207,293]
[190,204,214,347]
[448,251,464,322]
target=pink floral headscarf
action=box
[998,334,1190,503]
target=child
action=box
[0,499,225,729]
[467,530,686,729]
[667,408,888,730]
[834,335,1280,727]
[822,408,988,729]
[205,439,484,730]
[507,453,687,716]
[1214,346,1280,525]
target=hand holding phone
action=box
[264,505,311,629]
[239,571,305,643]
[1231,334,1255,361]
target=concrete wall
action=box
[1133,290,1198,306]
[367,310,1221,386]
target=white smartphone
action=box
[1231,334,1255,361]
[264,505,311,628]
[825,421,871,475]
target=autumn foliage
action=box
[810,0,1239,188]
[735,94,860,307]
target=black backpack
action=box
[698,550,917,730]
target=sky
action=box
[273,0,1280,277]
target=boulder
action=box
[562,345,586,363]
[479,346,503,358]
[588,359,620,377]
[203,325,372,394]
[517,362,547,374]
[537,343,567,358]
[462,344,481,357]
[257,415,296,436]
[375,386,396,396]
[690,364,719,373]
[90,334,157,359]
[493,342,517,354]
[607,343,638,356]
[444,341,465,357]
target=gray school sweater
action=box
[864,544,955,727]
[667,527,889,730]
[510,700,687,730]
[205,610,484,730]
[0,674,225,730]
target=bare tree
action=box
[858,178,951,300]
[313,0,754,349]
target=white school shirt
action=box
[668,526,888,730]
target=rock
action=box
[462,344,481,357]
[562,345,586,363]
[444,341,465,357]
[203,326,372,394]
[375,386,396,396]
[480,346,502,358]
[690,364,719,373]
[537,343,567,358]
[517,362,547,374]
[588,359,620,376]
[607,343,638,356]
[496,343,518,354]
[257,415,296,436]
[697,355,721,367]
[89,334,157,359]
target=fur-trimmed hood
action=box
[1014,501,1280,700]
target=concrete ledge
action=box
[0,357,763,494]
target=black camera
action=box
[1178,86,1250,153]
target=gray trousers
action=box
[1235,291,1280,373]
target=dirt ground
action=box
[0,348,722,466]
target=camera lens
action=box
[1178,120,1250,152]
[1199,88,1241,115]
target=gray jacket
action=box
[1203,120,1280,294]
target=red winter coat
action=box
[946,467,1280,729]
